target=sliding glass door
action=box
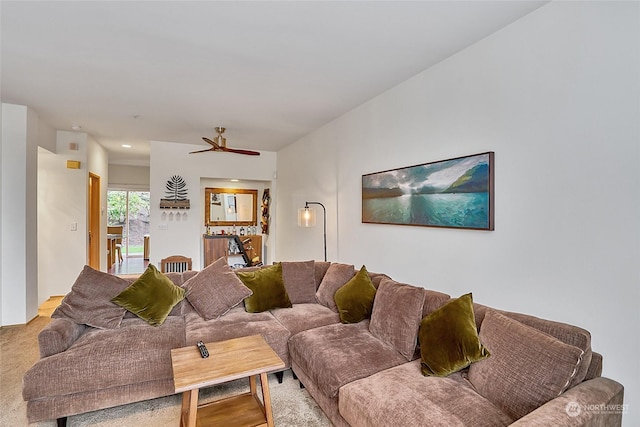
[107,190,150,258]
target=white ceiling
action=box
[1,1,546,165]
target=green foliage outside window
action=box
[107,191,150,225]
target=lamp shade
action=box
[297,207,316,227]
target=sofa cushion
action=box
[182,257,253,320]
[111,264,185,326]
[334,265,377,323]
[473,303,592,389]
[288,322,407,398]
[369,278,425,361]
[270,303,340,336]
[181,270,199,282]
[280,260,317,304]
[23,316,186,400]
[237,263,292,313]
[422,289,453,318]
[52,265,130,329]
[468,310,586,420]
[339,359,513,427]
[419,293,490,377]
[316,263,355,311]
[368,272,391,289]
[184,306,291,367]
[314,261,332,290]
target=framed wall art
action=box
[362,152,494,230]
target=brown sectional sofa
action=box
[22,260,624,426]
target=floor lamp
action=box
[298,201,327,262]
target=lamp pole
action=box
[305,201,326,262]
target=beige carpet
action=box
[0,316,332,426]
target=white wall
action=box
[149,141,277,270]
[276,125,339,262]
[38,121,56,153]
[276,2,639,425]
[0,104,39,325]
[37,131,109,303]
[108,164,150,189]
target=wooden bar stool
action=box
[160,255,192,273]
[107,225,124,264]
[115,243,123,263]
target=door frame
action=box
[88,172,101,269]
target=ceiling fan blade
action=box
[202,137,220,148]
[189,148,215,154]
[200,130,259,155]
[223,147,261,156]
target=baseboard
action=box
[27,314,41,324]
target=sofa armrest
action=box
[38,318,87,358]
[511,377,624,427]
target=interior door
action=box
[88,173,101,269]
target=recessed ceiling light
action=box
[122,144,132,148]
[230,179,239,182]
[71,124,82,131]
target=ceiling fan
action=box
[190,127,260,156]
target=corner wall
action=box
[37,131,109,304]
[276,2,639,424]
[1,104,39,325]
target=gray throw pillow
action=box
[182,257,253,320]
[315,263,355,311]
[280,260,317,304]
[468,310,586,420]
[52,265,130,329]
[369,278,425,361]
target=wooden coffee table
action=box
[171,334,285,427]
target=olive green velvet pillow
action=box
[419,293,490,377]
[111,264,185,326]
[334,265,377,324]
[237,263,292,313]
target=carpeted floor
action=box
[0,316,332,426]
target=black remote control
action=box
[196,341,209,358]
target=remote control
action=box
[196,341,209,358]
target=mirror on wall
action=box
[205,188,258,226]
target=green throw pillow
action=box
[237,263,292,313]
[334,265,377,323]
[111,264,185,326]
[419,293,490,377]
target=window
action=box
[107,190,150,258]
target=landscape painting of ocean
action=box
[362,152,494,230]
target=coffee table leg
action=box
[250,374,257,395]
[181,389,199,427]
[260,372,275,427]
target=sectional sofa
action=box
[22,259,624,426]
